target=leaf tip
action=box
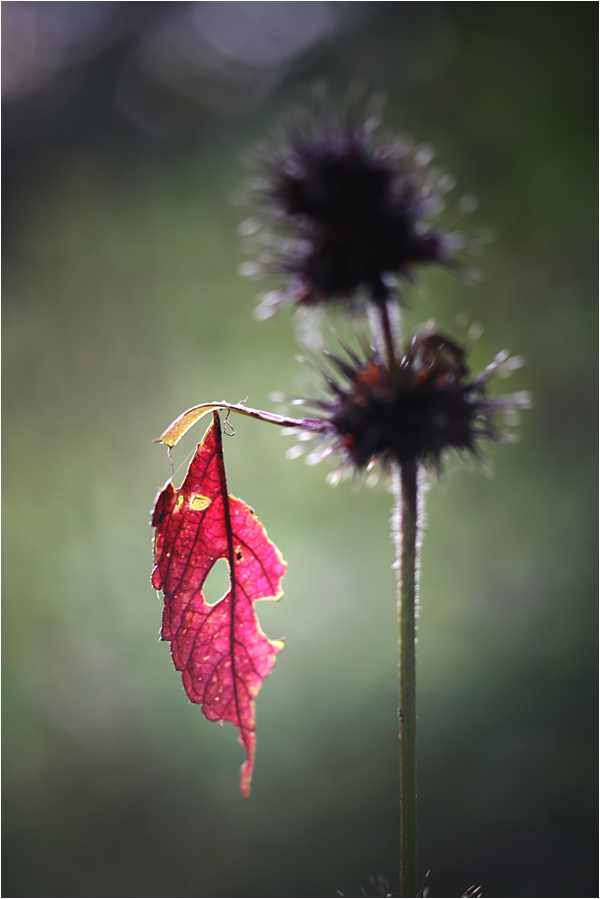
[240,758,254,798]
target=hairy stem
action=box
[394,461,419,897]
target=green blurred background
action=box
[3,3,597,897]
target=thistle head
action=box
[240,93,470,320]
[291,329,529,482]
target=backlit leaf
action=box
[152,412,286,796]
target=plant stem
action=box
[367,300,402,381]
[380,301,401,381]
[381,303,397,370]
[395,460,419,897]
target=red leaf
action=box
[152,412,286,796]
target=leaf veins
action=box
[152,412,286,796]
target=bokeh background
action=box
[3,4,597,897]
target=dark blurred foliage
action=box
[3,3,597,898]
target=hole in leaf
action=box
[203,558,230,606]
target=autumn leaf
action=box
[152,411,286,796]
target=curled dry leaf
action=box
[152,412,286,796]
[155,400,305,449]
